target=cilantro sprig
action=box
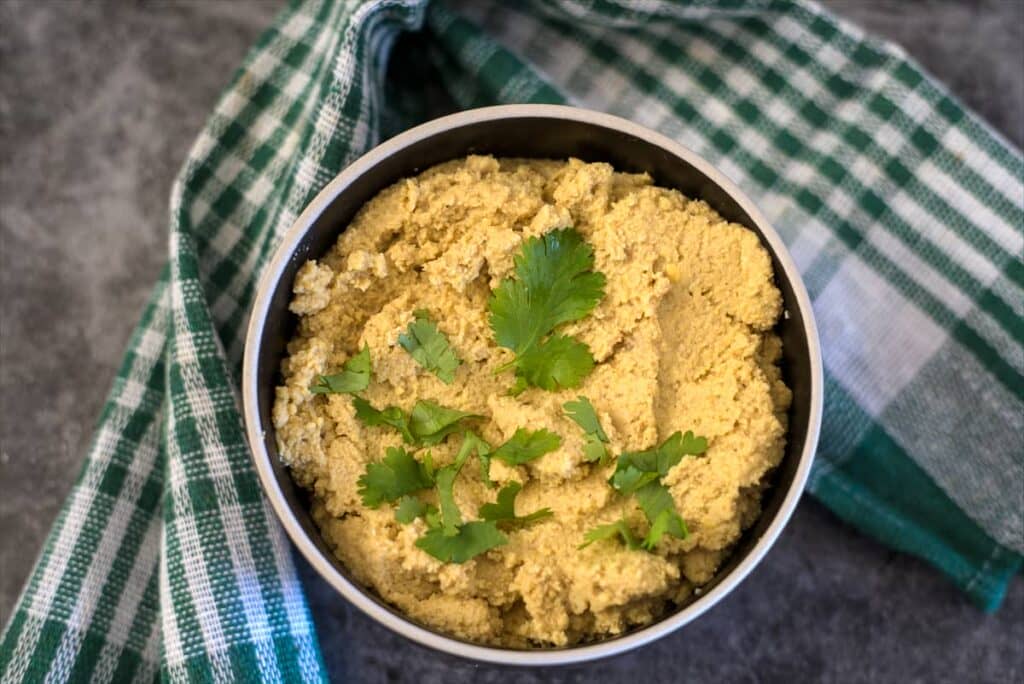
[610,431,707,494]
[489,228,606,393]
[399,309,461,384]
[585,431,708,550]
[387,433,556,563]
[311,345,371,394]
[412,444,509,563]
[564,396,610,465]
[353,397,480,447]
[478,482,552,528]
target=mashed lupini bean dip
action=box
[273,156,790,646]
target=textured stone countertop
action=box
[1,1,1021,682]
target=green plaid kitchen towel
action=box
[3,0,1022,680]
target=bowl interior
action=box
[252,115,814,651]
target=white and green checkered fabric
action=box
[2,0,1021,680]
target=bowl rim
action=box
[242,104,823,666]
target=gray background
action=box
[1,0,1021,681]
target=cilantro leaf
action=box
[478,482,553,528]
[477,483,519,521]
[415,443,510,562]
[492,428,562,466]
[415,521,508,563]
[513,334,595,392]
[457,431,495,488]
[608,467,660,495]
[311,345,371,394]
[421,451,436,482]
[643,509,686,550]
[433,439,474,537]
[352,397,414,443]
[357,447,434,507]
[583,438,607,464]
[394,495,436,525]
[635,482,688,548]
[409,400,480,446]
[603,430,706,550]
[579,518,641,550]
[489,228,606,392]
[563,396,608,440]
[610,431,708,493]
[353,397,478,446]
[564,396,610,464]
[399,310,461,384]
[489,229,606,351]
[424,506,442,530]
[676,430,709,457]
[434,466,463,536]
[652,430,708,474]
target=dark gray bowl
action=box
[242,105,823,665]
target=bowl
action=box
[242,104,823,666]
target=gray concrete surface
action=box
[1,1,1021,681]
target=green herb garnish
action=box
[409,400,481,446]
[352,396,415,443]
[609,431,707,494]
[310,345,371,394]
[564,395,610,465]
[635,482,688,549]
[491,428,562,466]
[399,309,461,384]
[594,430,708,551]
[413,446,509,562]
[357,446,434,507]
[394,495,436,524]
[511,334,595,393]
[478,482,553,528]
[579,517,641,550]
[457,431,495,488]
[435,459,467,537]
[488,228,606,393]
[352,397,479,447]
[415,521,508,564]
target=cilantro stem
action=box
[492,359,517,375]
